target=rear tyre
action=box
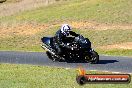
[46,51,55,61]
[90,51,99,64]
[46,51,62,62]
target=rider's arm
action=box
[56,33,65,47]
[69,31,79,37]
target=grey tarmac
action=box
[0,51,132,73]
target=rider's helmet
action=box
[60,24,71,36]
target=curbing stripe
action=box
[89,70,97,71]
[89,70,132,74]
[112,72,121,74]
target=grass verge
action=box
[0,63,131,88]
[96,49,132,57]
[1,0,132,24]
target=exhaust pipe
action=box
[41,44,55,55]
[41,44,65,60]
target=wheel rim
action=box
[91,55,99,63]
[92,56,97,61]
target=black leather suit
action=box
[53,29,79,55]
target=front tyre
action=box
[90,51,99,64]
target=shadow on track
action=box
[61,59,119,64]
[97,60,119,64]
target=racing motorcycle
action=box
[41,35,99,64]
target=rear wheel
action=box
[46,51,54,60]
[46,51,62,62]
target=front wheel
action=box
[90,51,99,64]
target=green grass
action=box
[96,49,132,56]
[1,0,132,24]
[0,34,43,52]
[0,63,131,88]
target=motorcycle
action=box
[41,34,99,64]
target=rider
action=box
[53,24,79,55]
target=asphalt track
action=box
[0,51,132,73]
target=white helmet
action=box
[60,24,71,36]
